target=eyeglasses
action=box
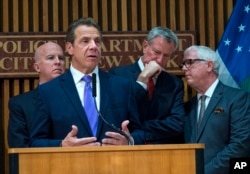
[179,59,206,69]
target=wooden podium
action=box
[8,144,204,174]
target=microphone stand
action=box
[92,73,133,145]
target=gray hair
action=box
[146,26,179,50]
[184,45,220,75]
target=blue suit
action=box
[184,81,250,174]
[30,69,144,147]
[110,60,185,144]
[8,89,39,147]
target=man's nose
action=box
[54,56,61,63]
[89,40,97,48]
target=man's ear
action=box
[142,40,148,50]
[33,63,40,72]
[66,42,73,55]
[207,61,214,72]
[142,40,148,54]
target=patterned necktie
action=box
[197,95,206,127]
[83,75,98,136]
[147,76,154,100]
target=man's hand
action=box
[102,120,134,145]
[61,125,101,147]
[137,61,162,84]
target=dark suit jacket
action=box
[184,81,250,174]
[30,69,144,147]
[8,88,39,147]
[109,60,185,144]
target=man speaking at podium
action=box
[30,17,144,147]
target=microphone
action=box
[92,73,97,97]
[92,73,133,145]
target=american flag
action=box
[217,0,250,92]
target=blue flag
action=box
[217,0,250,92]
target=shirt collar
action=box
[70,64,99,84]
[197,78,219,99]
[138,57,144,71]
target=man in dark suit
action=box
[30,17,144,147]
[109,27,185,144]
[181,45,250,174]
[8,42,66,147]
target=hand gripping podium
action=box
[9,144,204,174]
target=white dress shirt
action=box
[196,78,219,121]
[70,65,100,110]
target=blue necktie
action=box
[83,75,98,136]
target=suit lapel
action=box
[131,61,141,80]
[32,87,39,105]
[59,70,93,135]
[96,70,110,137]
[195,82,223,142]
[188,98,199,142]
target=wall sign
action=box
[0,31,196,78]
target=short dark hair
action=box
[66,17,102,44]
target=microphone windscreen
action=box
[92,73,97,97]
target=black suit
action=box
[110,60,185,144]
[8,88,39,147]
[30,69,145,147]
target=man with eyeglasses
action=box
[110,27,185,144]
[181,45,250,174]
